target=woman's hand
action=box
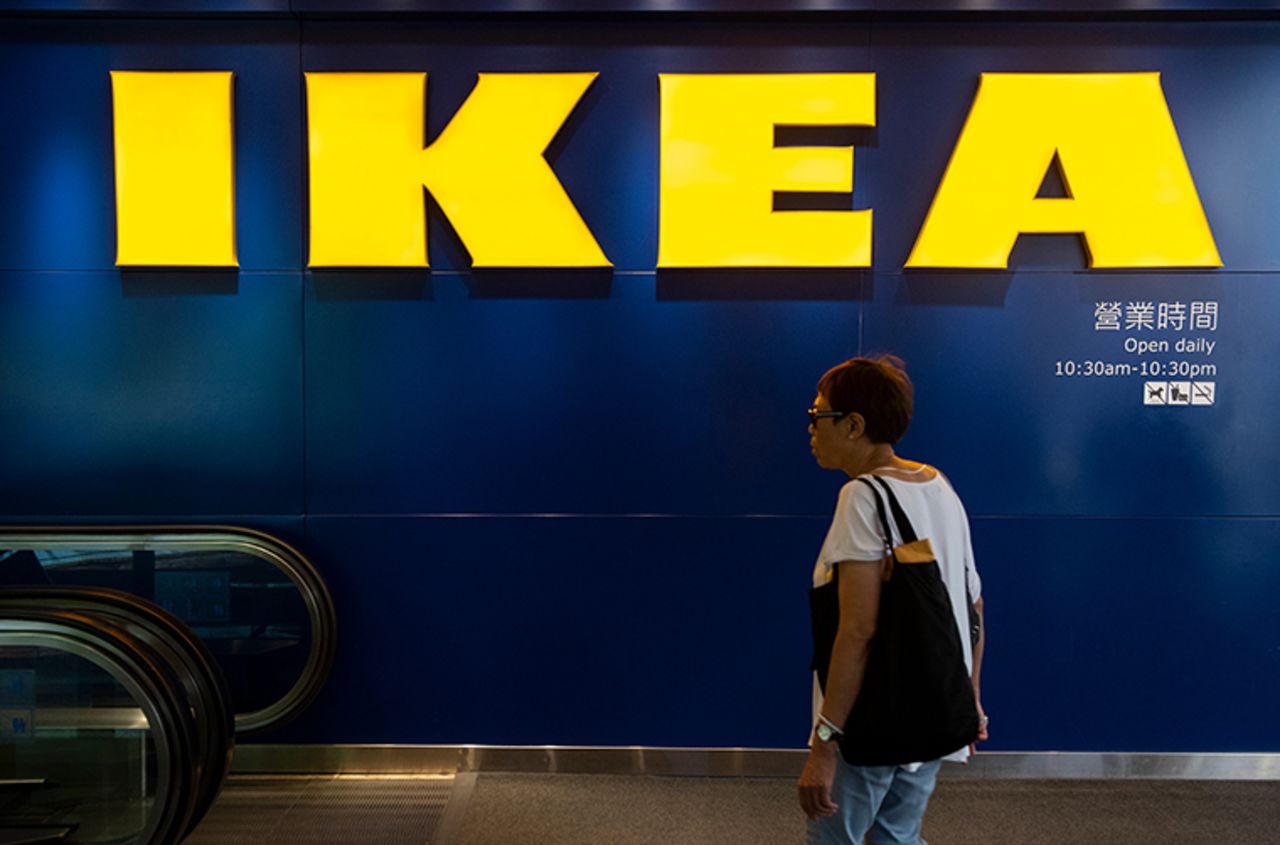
[969,698,989,756]
[797,740,841,820]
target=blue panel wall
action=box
[306,273,861,516]
[861,272,1280,517]
[278,516,821,746]
[0,271,304,515]
[2,9,1278,753]
[973,517,1280,752]
[0,20,303,271]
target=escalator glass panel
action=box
[0,644,157,843]
[0,531,334,735]
[38,549,308,714]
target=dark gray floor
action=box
[186,776,454,844]
[449,774,1280,845]
[923,779,1280,845]
[451,772,800,845]
[186,773,1280,844]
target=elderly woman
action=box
[799,356,988,845]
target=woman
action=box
[798,356,988,845]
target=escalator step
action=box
[0,826,74,845]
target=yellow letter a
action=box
[306,72,609,268]
[907,73,1221,269]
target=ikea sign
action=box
[110,71,1221,271]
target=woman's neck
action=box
[842,444,900,478]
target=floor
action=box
[185,773,1280,845]
[183,776,454,845]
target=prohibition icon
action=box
[1191,382,1216,405]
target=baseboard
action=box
[230,745,1280,781]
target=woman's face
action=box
[809,393,848,470]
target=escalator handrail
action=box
[0,525,337,736]
[0,607,199,845]
[0,588,234,838]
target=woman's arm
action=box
[818,559,884,729]
[972,596,988,743]
[797,558,884,820]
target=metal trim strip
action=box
[4,1,1280,18]
[231,745,1280,781]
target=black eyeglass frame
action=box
[808,408,849,426]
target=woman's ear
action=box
[846,412,866,439]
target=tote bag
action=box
[808,476,979,766]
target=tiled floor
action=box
[185,773,1280,845]
[184,776,455,845]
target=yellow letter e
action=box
[658,73,875,268]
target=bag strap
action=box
[935,470,982,648]
[881,471,983,648]
[855,477,895,559]
[869,476,920,545]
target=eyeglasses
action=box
[808,408,848,427]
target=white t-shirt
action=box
[812,470,982,764]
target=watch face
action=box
[816,723,834,742]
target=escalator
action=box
[0,528,337,844]
[0,527,337,737]
[0,597,199,844]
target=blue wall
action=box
[3,5,1279,751]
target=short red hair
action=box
[816,355,914,445]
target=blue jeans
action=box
[805,758,942,845]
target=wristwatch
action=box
[814,717,843,743]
